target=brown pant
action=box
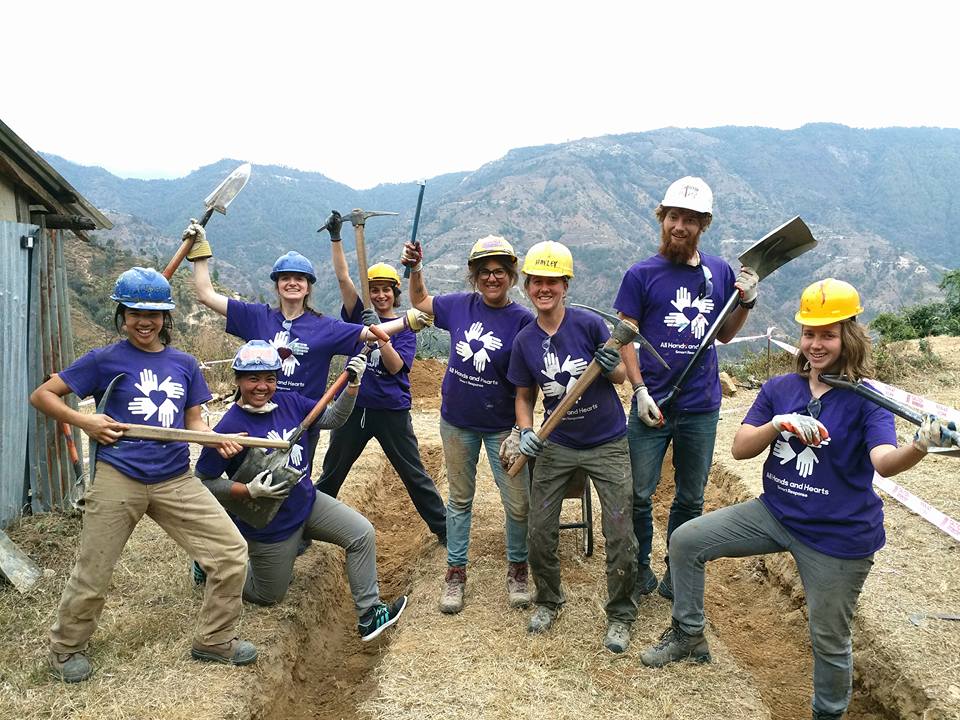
[50,462,247,654]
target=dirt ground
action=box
[2,342,959,720]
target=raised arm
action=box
[401,241,434,314]
[323,211,361,318]
[183,220,229,317]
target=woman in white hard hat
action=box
[640,278,953,720]
[401,233,534,614]
[30,268,255,682]
[315,233,446,546]
[503,241,637,653]
[195,340,406,641]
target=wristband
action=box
[739,296,757,310]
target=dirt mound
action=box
[409,357,445,411]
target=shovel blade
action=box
[204,162,252,215]
[0,528,43,593]
[738,216,817,281]
[217,447,293,529]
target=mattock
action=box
[341,209,398,309]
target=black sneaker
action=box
[358,596,407,642]
[657,564,673,600]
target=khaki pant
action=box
[50,462,247,654]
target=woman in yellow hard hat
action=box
[640,278,953,720]
[316,238,447,546]
[401,233,534,614]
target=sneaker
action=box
[527,605,558,634]
[657,564,673,600]
[439,566,466,614]
[192,560,207,586]
[506,562,532,608]
[48,650,92,683]
[631,564,658,604]
[358,596,407,642]
[812,711,843,720]
[603,620,631,654]
[640,619,711,667]
[191,637,258,666]
[435,532,447,547]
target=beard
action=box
[659,225,701,264]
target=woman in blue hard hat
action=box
[195,340,406,641]
[30,267,256,683]
[315,211,447,546]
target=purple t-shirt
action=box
[195,391,318,544]
[614,252,736,412]
[507,308,626,449]
[59,340,211,483]
[341,303,416,411]
[226,299,363,401]
[743,373,897,559]
[433,292,534,432]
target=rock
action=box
[719,371,737,397]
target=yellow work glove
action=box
[183,219,212,261]
[404,308,434,333]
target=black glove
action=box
[320,210,342,241]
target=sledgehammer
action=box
[507,316,639,478]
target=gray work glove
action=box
[913,414,957,452]
[346,353,367,387]
[320,210,342,242]
[499,426,522,469]
[246,470,289,500]
[594,344,621,375]
[519,427,544,457]
[633,384,664,427]
[736,265,759,305]
[361,308,380,326]
[772,413,830,446]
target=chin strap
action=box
[238,401,278,414]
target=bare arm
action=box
[184,405,243,458]
[403,241,434,313]
[515,385,538,430]
[30,374,128,444]
[331,238,361,318]
[731,421,780,460]
[618,313,645,387]
[870,443,925,477]
[191,258,229,317]
[718,304,750,344]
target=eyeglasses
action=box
[697,264,714,300]
[478,268,508,280]
[806,397,822,419]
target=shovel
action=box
[0,529,43,593]
[162,162,252,279]
[658,216,817,410]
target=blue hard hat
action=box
[232,340,282,372]
[110,267,175,310]
[270,251,316,284]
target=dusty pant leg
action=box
[305,492,381,618]
[627,408,672,568]
[527,443,576,611]
[440,418,481,567]
[316,407,371,498]
[49,462,148,654]
[243,531,300,605]
[147,471,247,647]
[583,437,637,624]
[484,428,530,563]
[666,410,719,544]
[791,538,873,718]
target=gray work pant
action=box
[244,492,380,619]
[670,498,873,718]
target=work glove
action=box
[246,470,289,500]
[346,353,367,387]
[183,219,212,261]
[404,308,434,332]
[633,384,664,427]
[736,265,759,306]
[320,210,342,242]
[400,241,423,273]
[361,307,380,326]
[499,426,522,470]
[519,427,544,457]
[772,413,829,446]
[913,414,957,452]
[594,344,621,375]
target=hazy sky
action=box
[4,1,957,189]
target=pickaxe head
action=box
[341,208,399,227]
[570,303,670,370]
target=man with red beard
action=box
[614,177,759,602]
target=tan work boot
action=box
[49,650,93,683]
[506,561,532,607]
[191,637,258,666]
[439,565,466,614]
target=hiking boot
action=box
[631,564,658,604]
[192,560,207,586]
[812,711,843,720]
[358,596,407,642]
[435,531,447,547]
[506,561,532,608]
[640,619,711,667]
[439,566,466,614]
[191,637,258,666]
[49,650,92,683]
[527,605,558,634]
[658,563,673,600]
[603,620,631,654]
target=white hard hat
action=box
[662,176,713,215]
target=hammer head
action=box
[341,208,399,227]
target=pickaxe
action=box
[340,209,398,308]
[570,303,669,370]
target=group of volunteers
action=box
[30,175,954,720]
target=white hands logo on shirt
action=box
[455,321,503,373]
[771,431,831,480]
[540,352,589,398]
[127,368,185,428]
[269,331,310,377]
[266,428,303,467]
[368,347,381,369]
[663,286,715,340]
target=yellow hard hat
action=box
[795,278,864,326]
[521,241,575,279]
[367,262,400,286]
[468,235,517,263]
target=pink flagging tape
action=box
[873,473,960,543]
[867,379,960,425]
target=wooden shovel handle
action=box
[162,207,215,280]
[354,220,371,309]
[122,424,289,448]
